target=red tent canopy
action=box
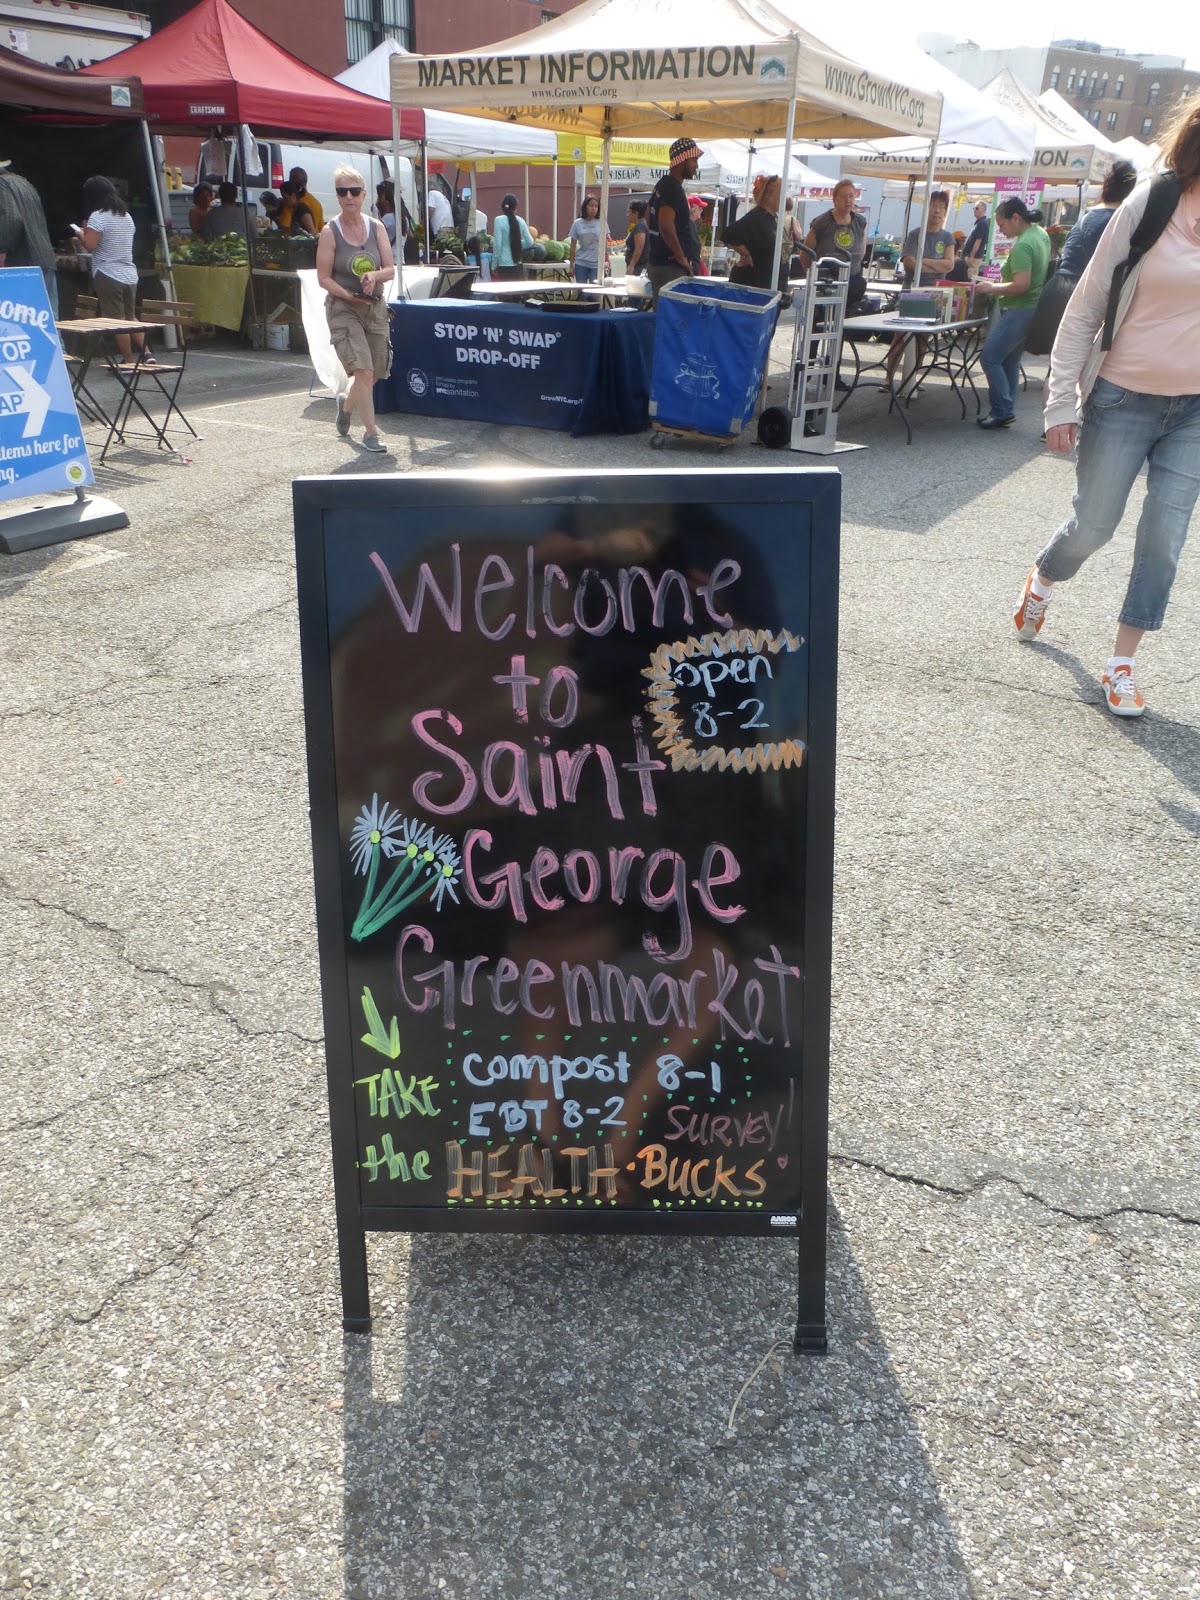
[0,42,144,119]
[81,0,391,140]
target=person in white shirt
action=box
[427,186,454,243]
[79,175,148,363]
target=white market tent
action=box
[841,72,1119,193]
[1112,134,1160,171]
[390,0,942,143]
[982,71,1118,185]
[698,140,856,196]
[390,0,944,301]
[338,41,557,162]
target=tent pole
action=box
[524,161,529,223]
[392,105,404,298]
[418,138,428,262]
[743,139,756,207]
[139,118,176,308]
[759,95,797,416]
[911,139,937,291]
[770,97,797,300]
[552,155,558,240]
[902,178,915,247]
[598,116,612,280]
[236,150,261,349]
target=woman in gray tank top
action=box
[316,164,396,453]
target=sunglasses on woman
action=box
[336,186,363,197]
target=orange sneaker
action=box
[1014,566,1050,640]
[1101,662,1145,718]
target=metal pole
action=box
[418,137,428,262]
[901,177,915,245]
[524,160,529,223]
[139,119,177,306]
[598,116,613,279]
[392,104,405,298]
[770,96,797,293]
[552,154,559,240]
[910,138,938,289]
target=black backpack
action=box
[1101,171,1181,349]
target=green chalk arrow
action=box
[360,986,401,1059]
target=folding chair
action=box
[108,300,200,455]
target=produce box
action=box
[252,236,289,270]
[287,236,317,270]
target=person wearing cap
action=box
[0,159,58,315]
[646,137,703,302]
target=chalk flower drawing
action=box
[350,793,404,875]
[349,799,461,941]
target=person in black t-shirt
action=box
[646,136,703,303]
[963,199,991,274]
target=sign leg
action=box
[338,1216,371,1334]
[794,1236,828,1355]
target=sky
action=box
[863,0,1200,71]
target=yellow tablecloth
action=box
[171,264,250,332]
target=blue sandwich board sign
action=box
[0,267,92,503]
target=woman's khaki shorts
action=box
[326,295,392,380]
[93,272,136,319]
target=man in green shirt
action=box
[973,197,1051,428]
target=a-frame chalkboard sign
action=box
[294,468,839,1350]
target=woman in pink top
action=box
[1013,99,1200,717]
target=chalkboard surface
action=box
[294,468,839,1341]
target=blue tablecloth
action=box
[375,299,654,436]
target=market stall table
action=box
[470,280,587,303]
[835,311,988,444]
[375,296,654,436]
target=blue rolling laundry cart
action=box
[649,278,780,445]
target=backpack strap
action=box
[1101,171,1181,349]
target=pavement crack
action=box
[0,875,323,1052]
[831,1153,1200,1229]
[1,1156,294,1377]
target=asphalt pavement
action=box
[1,328,1197,1600]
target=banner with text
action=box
[0,268,92,501]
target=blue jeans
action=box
[574,264,598,283]
[980,305,1035,420]
[1037,377,1200,631]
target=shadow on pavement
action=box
[340,1207,973,1600]
[1038,642,1200,810]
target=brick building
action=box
[1043,42,1196,143]
[66,0,588,78]
[923,35,1199,144]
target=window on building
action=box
[1114,75,1124,99]
[1148,82,1160,105]
[1106,111,1118,129]
[540,8,559,18]
[1088,72,1098,97]
[1141,117,1153,136]
[1100,74,1108,98]
[1182,84,1192,101]
[345,0,412,63]
[1049,65,1061,89]
[1066,70,1075,92]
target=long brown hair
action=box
[1160,98,1200,189]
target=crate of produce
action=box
[287,235,318,270]
[650,277,780,442]
[251,235,289,270]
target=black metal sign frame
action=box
[294,468,839,1350]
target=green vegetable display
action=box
[173,233,249,266]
